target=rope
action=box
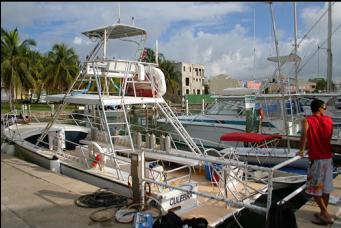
[74,188,129,208]
[75,187,162,224]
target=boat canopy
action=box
[267,53,301,63]
[220,132,282,143]
[82,24,147,39]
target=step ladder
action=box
[156,101,203,157]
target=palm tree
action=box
[44,43,80,93]
[1,28,36,110]
[27,51,45,103]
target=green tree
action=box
[44,43,80,93]
[27,51,46,103]
[159,60,181,101]
[1,28,36,110]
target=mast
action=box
[269,2,290,148]
[253,6,256,81]
[327,2,332,92]
[293,2,299,93]
[117,2,121,23]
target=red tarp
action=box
[220,132,282,143]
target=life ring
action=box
[145,66,166,97]
[91,153,103,168]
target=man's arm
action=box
[298,118,309,156]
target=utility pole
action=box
[327,2,333,92]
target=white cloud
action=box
[73,36,83,45]
[1,2,340,83]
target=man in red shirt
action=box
[298,99,334,225]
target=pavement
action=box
[1,153,130,228]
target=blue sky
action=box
[1,2,340,82]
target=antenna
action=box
[117,2,121,23]
[155,40,159,65]
[253,6,256,81]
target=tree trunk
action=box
[9,86,14,111]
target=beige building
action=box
[208,74,243,95]
[174,62,205,96]
[297,80,316,93]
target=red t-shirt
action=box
[306,114,333,160]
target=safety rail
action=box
[136,148,305,219]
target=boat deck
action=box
[176,168,266,227]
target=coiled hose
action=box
[75,188,130,222]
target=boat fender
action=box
[50,155,60,173]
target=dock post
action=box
[136,132,142,149]
[165,135,171,153]
[145,133,150,148]
[160,135,165,151]
[150,134,156,149]
[202,99,205,114]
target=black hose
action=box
[75,188,129,208]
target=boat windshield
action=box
[205,99,304,116]
[206,100,243,115]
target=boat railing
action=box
[84,58,157,79]
[137,148,305,219]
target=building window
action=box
[178,90,181,96]
[186,78,189,86]
[189,67,191,72]
[197,89,201,95]
[193,89,195,94]
[186,89,189,94]
[183,66,185,72]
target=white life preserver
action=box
[145,66,166,97]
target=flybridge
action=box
[82,24,147,40]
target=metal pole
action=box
[186,99,189,115]
[293,2,299,93]
[269,3,290,150]
[327,2,332,92]
[104,29,107,59]
[155,40,159,65]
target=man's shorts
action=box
[306,158,334,196]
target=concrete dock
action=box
[1,153,130,228]
[2,151,341,228]
[295,172,341,228]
